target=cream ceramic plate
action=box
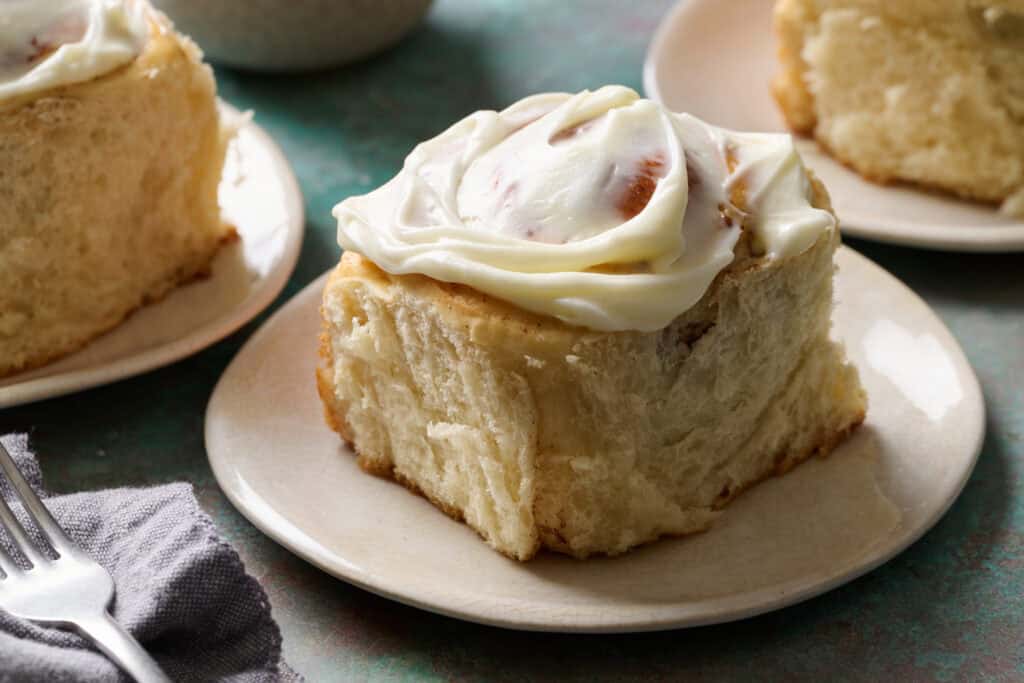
[643,0,1024,252]
[206,247,984,632]
[0,104,304,409]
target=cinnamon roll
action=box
[318,86,866,560]
[0,0,230,377]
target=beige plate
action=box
[0,103,304,409]
[205,247,984,632]
[643,0,1024,252]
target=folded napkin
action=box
[0,434,299,683]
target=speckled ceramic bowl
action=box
[151,0,434,71]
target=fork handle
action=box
[73,613,172,683]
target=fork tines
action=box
[0,441,71,577]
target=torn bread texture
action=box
[318,180,866,561]
[773,0,1024,214]
[0,18,229,377]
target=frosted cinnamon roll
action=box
[319,86,865,561]
[0,0,230,377]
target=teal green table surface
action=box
[3,1,1023,680]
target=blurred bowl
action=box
[151,0,434,72]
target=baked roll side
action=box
[0,19,229,377]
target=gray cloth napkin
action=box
[0,434,299,683]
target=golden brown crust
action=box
[771,0,818,135]
[315,366,353,444]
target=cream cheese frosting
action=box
[0,0,149,101]
[334,85,835,332]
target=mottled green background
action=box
[3,1,1023,680]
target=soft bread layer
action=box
[773,0,1024,212]
[318,188,866,560]
[0,20,228,377]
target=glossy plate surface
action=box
[0,103,304,408]
[206,247,984,632]
[643,0,1024,252]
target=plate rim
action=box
[0,102,305,409]
[205,245,986,633]
[642,0,1024,253]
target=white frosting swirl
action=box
[334,86,834,332]
[0,0,149,101]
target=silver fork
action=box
[0,442,171,683]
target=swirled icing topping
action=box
[334,86,834,331]
[0,0,149,101]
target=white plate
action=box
[205,247,984,632]
[643,0,1024,252]
[0,104,304,409]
